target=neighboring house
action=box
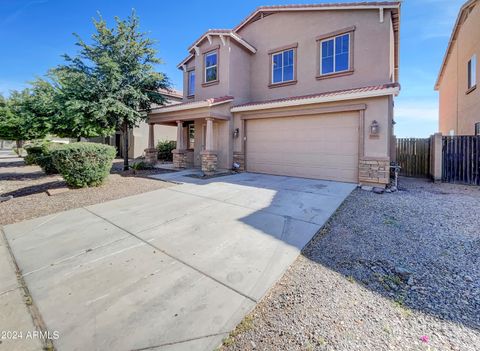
[146,2,401,187]
[435,0,479,136]
[105,88,182,158]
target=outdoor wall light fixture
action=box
[233,128,240,138]
[370,120,380,136]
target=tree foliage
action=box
[51,11,170,168]
[0,83,53,142]
[1,11,169,171]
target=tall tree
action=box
[53,11,170,170]
[0,86,52,147]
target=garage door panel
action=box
[247,140,359,155]
[248,154,358,167]
[246,113,359,183]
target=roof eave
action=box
[150,98,234,114]
[230,86,400,113]
[435,0,478,90]
[234,2,402,33]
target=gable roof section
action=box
[434,0,478,90]
[176,30,257,70]
[177,2,401,75]
[233,2,401,32]
[230,83,400,112]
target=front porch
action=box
[145,97,234,174]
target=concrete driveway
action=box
[2,172,355,351]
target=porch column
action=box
[201,117,218,175]
[172,120,186,168]
[144,123,157,164]
[205,117,214,151]
[176,120,184,150]
[148,123,155,149]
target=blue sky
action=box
[0,0,465,137]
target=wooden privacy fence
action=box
[442,136,480,185]
[396,138,431,178]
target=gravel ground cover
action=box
[0,157,173,226]
[223,177,480,351]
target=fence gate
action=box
[396,138,431,178]
[442,136,480,185]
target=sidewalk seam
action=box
[0,226,55,351]
[83,207,258,304]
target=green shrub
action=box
[157,140,176,161]
[24,142,59,174]
[24,143,49,166]
[51,142,116,188]
[24,146,42,165]
[130,161,153,174]
[38,143,62,174]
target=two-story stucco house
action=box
[145,1,401,187]
[435,0,479,136]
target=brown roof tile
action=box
[233,83,400,108]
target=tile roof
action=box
[234,2,401,32]
[150,96,234,113]
[232,82,400,109]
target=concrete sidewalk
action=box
[2,173,355,350]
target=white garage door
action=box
[246,112,359,183]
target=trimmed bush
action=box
[24,145,44,165]
[157,140,176,161]
[25,142,59,174]
[51,142,116,188]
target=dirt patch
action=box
[0,158,174,226]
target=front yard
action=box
[0,156,173,226]
[223,178,480,351]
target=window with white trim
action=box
[204,51,218,83]
[468,54,477,91]
[320,33,350,75]
[187,70,195,96]
[271,49,295,84]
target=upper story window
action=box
[204,51,218,83]
[475,122,480,136]
[272,49,295,84]
[316,27,355,79]
[321,33,350,75]
[187,70,195,97]
[268,43,297,87]
[467,54,477,93]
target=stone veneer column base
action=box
[359,157,390,186]
[233,152,245,171]
[144,148,157,164]
[172,149,187,168]
[201,151,218,175]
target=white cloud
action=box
[406,0,465,41]
[395,104,438,122]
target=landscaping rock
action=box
[373,187,385,194]
[46,187,70,196]
[223,177,480,351]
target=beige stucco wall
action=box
[129,122,176,158]
[233,96,391,159]
[438,2,480,135]
[182,9,396,105]
[238,9,393,100]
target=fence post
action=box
[430,133,443,182]
[390,135,397,163]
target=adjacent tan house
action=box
[435,0,479,136]
[146,1,401,187]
